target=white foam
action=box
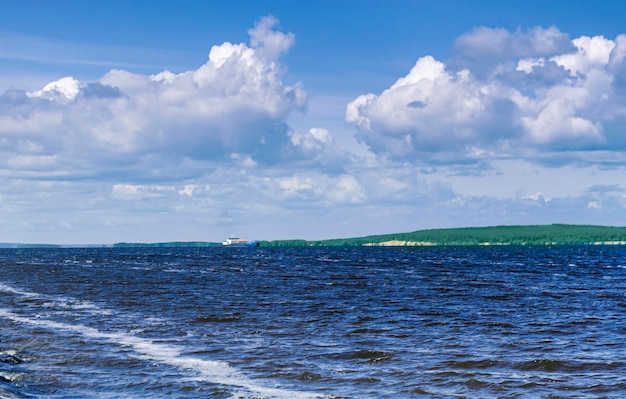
[0,371,24,382]
[0,283,39,297]
[0,282,112,318]
[0,305,326,398]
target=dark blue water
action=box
[1,246,625,398]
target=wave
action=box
[0,282,325,399]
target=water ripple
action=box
[0,246,624,398]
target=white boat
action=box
[222,237,259,247]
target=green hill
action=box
[259,224,626,247]
[103,224,626,248]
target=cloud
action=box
[346,27,626,166]
[111,184,169,200]
[247,15,295,61]
[586,184,623,194]
[265,173,365,205]
[451,26,574,78]
[28,76,82,101]
[284,127,354,172]
[0,16,312,180]
[551,35,615,76]
[346,55,521,162]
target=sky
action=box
[2,0,626,244]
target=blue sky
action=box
[1,0,626,244]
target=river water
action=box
[1,246,625,398]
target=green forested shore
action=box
[259,224,626,247]
[4,224,626,248]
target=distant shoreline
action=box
[3,224,626,248]
[258,224,626,247]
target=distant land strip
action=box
[3,224,626,248]
[257,224,626,247]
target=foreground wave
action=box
[0,283,323,399]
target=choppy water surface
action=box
[0,246,625,398]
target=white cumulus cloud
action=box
[27,76,82,101]
[346,55,519,161]
[347,26,626,166]
[551,35,615,75]
[268,173,365,205]
[0,16,309,180]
